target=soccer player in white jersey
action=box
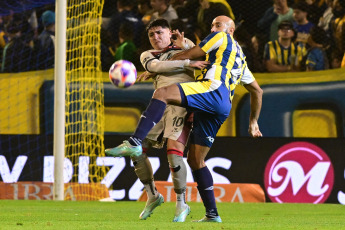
[106,16,263,222]
[107,19,208,222]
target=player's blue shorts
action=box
[177,79,231,147]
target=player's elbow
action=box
[254,87,263,100]
[249,84,263,100]
[256,87,263,97]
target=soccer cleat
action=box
[139,193,164,220]
[105,140,142,157]
[173,205,191,222]
[193,216,222,223]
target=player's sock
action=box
[167,149,187,210]
[131,151,158,201]
[176,192,187,210]
[128,99,166,146]
[144,182,159,201]
[193,166,219,218]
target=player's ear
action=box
[228,27,235,35]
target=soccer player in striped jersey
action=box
[106,15,263,222]
[108,19,208,222]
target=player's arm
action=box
[241,66,263,137]
[171,32,224,61]
[244,81,263,137]
[170,45,206,61]
[140,51,207,74]
[137,71,156,82]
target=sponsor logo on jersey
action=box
[206,136,214,143]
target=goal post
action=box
[53,0,67,201]
[53,0,107,200]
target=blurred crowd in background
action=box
[0,0,344,74]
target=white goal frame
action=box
[53,0,66,201]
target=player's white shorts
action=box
[145,104,191,149]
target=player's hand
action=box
[171,29,185,48]
[248,120,262,138]
[137,71,156,82]
[189,60,209,69]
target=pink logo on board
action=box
[264,142,334,203]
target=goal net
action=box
[0,0,108,200]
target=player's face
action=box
[148,26,171,50]
[211,20,227,33]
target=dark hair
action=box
[146,18,170,32]
[309,26,328,47]
[292,2,309,13]
[278,20,294,30]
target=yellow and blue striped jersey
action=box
[198,31,255,100]
[263,40,304,67]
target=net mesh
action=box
[65,0,107,199]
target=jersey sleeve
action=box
[240,65,255,85]
[140,51,156,71]
[199,32,224,54]
[140,51,190,73]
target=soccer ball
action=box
[109,60,137,88]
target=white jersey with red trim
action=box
[140,38,195,89]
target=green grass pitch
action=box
[0,200,344,229]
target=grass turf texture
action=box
[0,201,344,229]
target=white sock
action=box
[176,192,187,211]
[144,182,158,201]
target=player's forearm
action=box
[245,81,263,122]
[249,91,262,122]
[147,59,190,73]
[171,46,205,61]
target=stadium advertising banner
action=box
[0,135,345,204]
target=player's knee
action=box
[187,155,204,170]
[167,150,184,168]
[167,151,187,193]
[131,153,154,184]
[152,87,167,101]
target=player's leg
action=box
[187,111,229,223]
[187,143,221,223]
[131,141,164,220]
[163,108,192,222]
[166,139,190,222]
[105,84,182,157]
